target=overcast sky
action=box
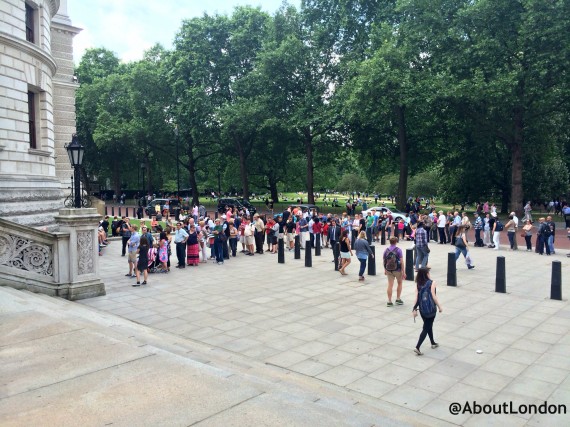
[68,0,302,64]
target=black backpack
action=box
[542,223,552,237]
[384,249,400,271]
[419,280,436,318]
[495,220,504,231]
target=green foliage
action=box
[336,173,369,192]
[374,174,399,196]
[74,1,570,206]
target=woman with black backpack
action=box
[412,268,442,355]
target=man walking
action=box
[383,236,406,307]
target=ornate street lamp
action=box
[65,133,84,208]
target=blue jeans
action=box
[214,239,224,263]
[357,257,367,276]
[415,246,429,269]
[507,231,515,249]
[229,237,237,256]
[538,235,550,255]
[548,235,554,253]
[455,245,471,266]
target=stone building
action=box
[0,0,80,230]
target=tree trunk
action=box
[269,176,279,203]
[186,140,200,206]
[234,136,249,199]
[395,105,408,211]
[509,108,524,216]
[304,128,315,204]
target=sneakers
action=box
[133,282,140,287]
[387,302,394,307]
[414,348,423,356]
[141,281,147,285]
[431,343,439,349]
[468,265,475,269]
[396,299,404,305]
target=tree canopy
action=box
[76,0,570,210]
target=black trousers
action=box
[176,242,186,266]
[254,231,264,253]
[416,313,436,349]
[122,236,129,255]
[438,227,446,244]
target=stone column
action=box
[54,208,105,300]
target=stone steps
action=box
[0,286,449,426]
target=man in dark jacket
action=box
[328,219,341,261]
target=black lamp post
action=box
[65,134,85,208]
[174,125,180,196]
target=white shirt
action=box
[437,214,446,227]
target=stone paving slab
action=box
[80,237,570,425]
[0,286,448,427]
[4,231,569,425]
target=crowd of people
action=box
[99,199,570,286]
[96,198,569,357]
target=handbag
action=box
[455,236,466,248]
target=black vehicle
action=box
[236,198,256,214]
[217,198,257,215]
[145,198,181,217]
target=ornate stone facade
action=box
[77,229,94,275]
[0,233,54,276]
[0,0,80,230]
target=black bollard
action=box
[315,233,321,256]
[111,206,115,216]
[294,235,301,260]
[447,252,457,287]
[405,248,414,281]
[551,261,562,300]
[495,256,506,293]
[367,245,376,276]
[215,211,218,219]
[381,228,386,245]
[118,207,122,217]
[105,206,108,215]
[305,240,312,267]
[278,237,285,264]
[334,242,340,271]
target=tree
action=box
[404,0,570,212]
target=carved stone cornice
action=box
[0,32,57,76]
[46,0,61,18]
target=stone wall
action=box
[0,0,80,230]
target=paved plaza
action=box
[1,238,570,426]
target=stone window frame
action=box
[27,87,40,150]
[25,2,39,44]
